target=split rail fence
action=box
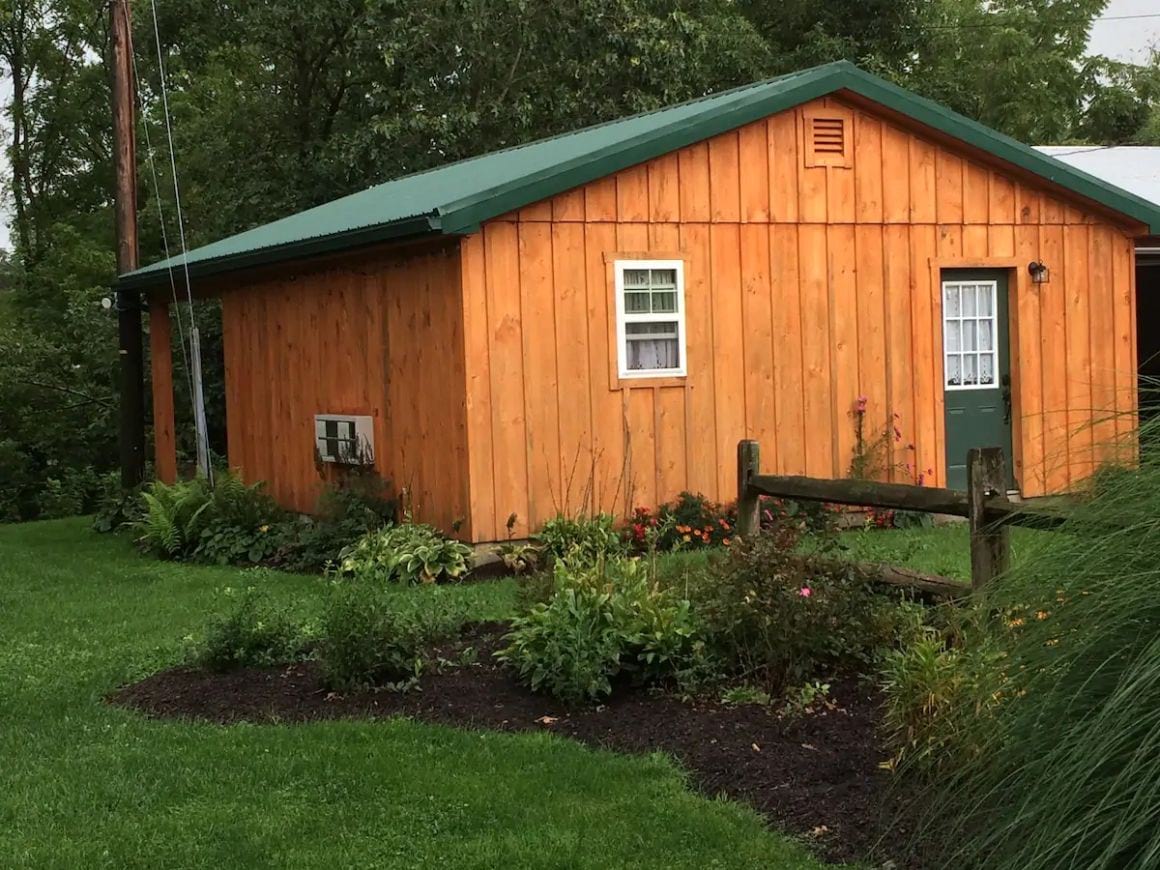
[735,439,1067,593]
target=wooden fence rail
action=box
[736,440,1066,591]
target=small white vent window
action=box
[614,260,687,379]
[943,281,999,391]
[314,414,374,464]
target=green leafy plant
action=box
[780,680,834,720]
[319,583,466,690]
[690,531,929,688]
[534,513,626,564]
[720,684,772,707]
[496,540,542,575]
[197,586,306,672]
[498,558,706,703]
[133,473,282,561]
[135,478,216,557]
[336,521,472,585]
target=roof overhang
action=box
[118,61,1160,292]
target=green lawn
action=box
[0,519,832,870]
[822,522,1047,583]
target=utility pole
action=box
[111,0,146,488]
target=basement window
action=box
[614,260,687,379]
[314,414,375,465]
[803,108,853,168]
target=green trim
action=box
[117,215,441,291]
[118,60,1160,290]
[439,62,1160,234]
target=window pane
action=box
[946,355,961,386]
[963,323,977,351]
[963,288,977,317]
[978,285,993,316]
[624,291,651,313]
[946,321,961,352]
[651,290,678,313]
[624,269,650,288]
[626,338,680,370]
[979,320,993,351]
[980,354,994,385]
[944,284,961,318]
[650,268,678,287]
[963,355,977,385]
[626,321,678,338]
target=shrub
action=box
[690,531,928,688]
[133,473,282,561]
[193,518,281,565]
[92,476,146,533]
[535,513,626,564]
[197,587,305,671]
[319,583,466,690]
[336,521,472,585]
[498,558,706,702]
[629,492,839,553]
[903,438,1160,869]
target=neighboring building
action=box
[1036,145,1160,395]
[120,62,1160,542]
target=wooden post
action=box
[111,0,146,488]
[149,299,178,483]
[737,440,761,538]
[968,447,1010,591]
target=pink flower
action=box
[799,587,812,598]
[854,396,868,414]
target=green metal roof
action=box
[119,60,1160,290]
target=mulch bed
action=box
[109,623,916,866]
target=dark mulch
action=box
[109,623,915,866]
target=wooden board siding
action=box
[219,242,471,535]
[460,97,1138,540]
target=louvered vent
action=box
[803,109,853,167]
[811,117,845,154]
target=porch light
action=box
[1028,260,1050,285]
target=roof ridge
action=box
[355,62,842,193]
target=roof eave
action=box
[439,62,1160,237]
[116,213,444,291]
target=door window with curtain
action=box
[614,260,687,379]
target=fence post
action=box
[968,447,1010,591]
[737,439,761,538]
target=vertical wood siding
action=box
[461,97,1138,541]
[220,243,471,535]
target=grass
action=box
[0,518,832,870]
[819,522,1047,583]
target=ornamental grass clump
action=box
[907,425,1160,870]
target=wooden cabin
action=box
[120,62,1160,543]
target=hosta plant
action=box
[336,521,472,584]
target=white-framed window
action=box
[942,280,999,391]
[614,259,687,379]
[314,414,375,465]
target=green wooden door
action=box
[942,270,1014,491]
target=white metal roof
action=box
[1036,146,1160,209]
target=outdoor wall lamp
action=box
[1028,260,1050,285]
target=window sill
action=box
[611,374,688,390]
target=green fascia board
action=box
[119,61,1160,291]
[117,215,440,291]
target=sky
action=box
[0,2,1158,253]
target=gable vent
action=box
[812,118,845,153]
[804,109,853,168]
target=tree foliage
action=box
[0,0,1155,520]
